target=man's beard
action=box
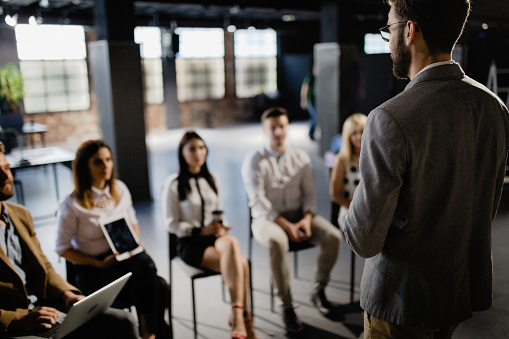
[391,29,412,80]
[0,184,14,201]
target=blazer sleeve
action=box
[344,108,407,258]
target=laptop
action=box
[7,272,132,339]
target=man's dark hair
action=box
[261,107,288,122]
[388,0,471,56]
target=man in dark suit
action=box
[343,0,509,338]
[0,142,138,338]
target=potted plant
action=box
[0,63,24,114]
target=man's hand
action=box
[10,307,60,332]
[295,214,312,239]
[275,215,310,242]
[285,223,308,242]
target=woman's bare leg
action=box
[202,235,246,337]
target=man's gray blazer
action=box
[344,63,509,328]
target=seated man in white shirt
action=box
[241,107,342,334]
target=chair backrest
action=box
[168,233,179,261]
[66,260,78,286]
[0,113,24,133]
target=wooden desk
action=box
[6,146,75,203]
[22,122,48,148]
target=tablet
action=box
[99,215,144,261]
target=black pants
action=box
[73,251,165,335]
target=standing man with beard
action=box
[343,0,509,338]
[0,142,138,338]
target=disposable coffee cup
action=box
[212,210,223,223]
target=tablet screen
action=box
[103,218,139,254]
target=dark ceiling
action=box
[1,0,508,31]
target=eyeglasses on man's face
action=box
[379,21,408,42]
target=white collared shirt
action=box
[241,146,317,221]
[414,60,455,78]
[56,180,138,256]
[161,172,222,238]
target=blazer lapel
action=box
[4,204,44,274]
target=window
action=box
[134,27,164,105]
[15,24,90,114]
[234,28,277,98]
[174,28,225,102]
[364,33,390,54]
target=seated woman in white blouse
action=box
[56,139,164,339]
[161,131,257,339]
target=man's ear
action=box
[405,20,418,46]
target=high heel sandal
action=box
[231,305,247,339]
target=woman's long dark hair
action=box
[177,131,217,201]
[73,139,120,209]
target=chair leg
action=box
[191,279,198,339]
[222,280,228,303]
[169,257,173,338]
[350,249,356,304]
[270,281,275,313]
[293,251,299,279]
[249,260,254,317]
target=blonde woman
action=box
[330,113,367,229]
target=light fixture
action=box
[29,15,37,25]
[5,13,18,27]
[39,0,49,8]
[227,25,237,33]
[282,14,296,22]
[230,5,240,15]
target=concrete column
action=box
[161,28,180,129]
[88,0,151,202]
[314,43,358,155]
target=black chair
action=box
[168,233,254,338]
[0,113,25,154]
[168,233,223,339]
[247,207,315,313]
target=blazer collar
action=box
[2,203,39,266]
[405,62,465,92]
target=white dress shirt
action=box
[241,146,317,221]
[161,172,223,238]
[56,180,138,257]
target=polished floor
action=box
[11,121,509,339]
